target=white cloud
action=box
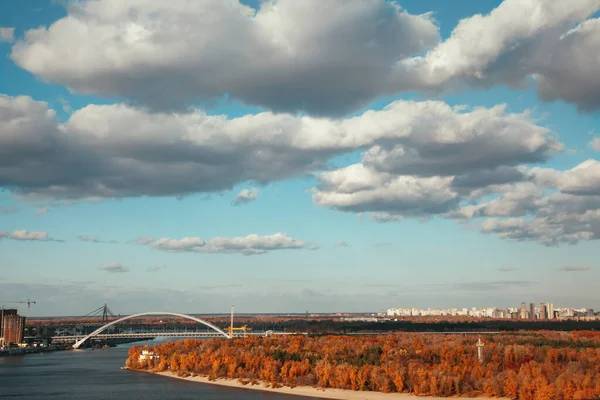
[370,213,404,223]
[1,95,559,201]
[98,262,129,273]
[405,0,600,111]
[480,214,597,246]
[590,137,600,152]
[152,237,206,252]
[147,265,166,272]
[335,241,349,247]
[531,159,600,196]
[77,235,118,244]
[558,266,590,272]
[314,166,459,216]
[11,1,600,113]
[10,0,438,115]
[0,27,14,43]
[316,154,600,246]
[234,188,259,205]
[34,207,50,215]
[0,229,53,241]
[146,232,311,255]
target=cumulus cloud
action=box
[591,138,600,152]
[11,1,600,113]
[34,207,50,215]
[480,214,597,246]
[310,101,561,220]
[10,0,438,116]
[1,95,558,202]
[558,266,590,272]
[335,241,349,247]
[318,154,600,246]
[144,232,311,255]
[0,27,14,43]
[234,188,259,205]
[404,0,600,111]
[0,229,58,242]
[531,159,600,196]
[152,237,206,252]
[98,262,129,273]
[77,235,118,244]
[315,166,459,216]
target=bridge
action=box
[54,310,292,349]
[52,330,285,343]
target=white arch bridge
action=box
[54,312,289,349]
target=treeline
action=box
[32,315,600,333]
[127,331,600,399]
[292,319,600,334]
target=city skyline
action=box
[1,0,600,316]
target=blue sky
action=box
[1,0,600,316]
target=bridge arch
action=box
[72,311,230,349]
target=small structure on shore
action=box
[139,350,159,362]
[476,336,485,363]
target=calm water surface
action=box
[0,341,323,400]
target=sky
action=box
[1,0,600,316]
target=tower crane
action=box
[1,299,36,310]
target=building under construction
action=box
[0,309,26,346]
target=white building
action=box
[139,350,159,362]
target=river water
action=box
[0,341,322,400]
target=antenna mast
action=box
[230,305,234,338]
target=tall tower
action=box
[539,303,547,320]
[529,303,535,320]
[520,302,528,319]
[476,336,485,363]
[547,303,555,319]
[230,305,234,337]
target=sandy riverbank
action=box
[149,371,507,400]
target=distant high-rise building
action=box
[0,313,25,345]
[548,303,555,319]
[0,309,18,346]
[520,302,528,319]
[540,303,548,320]
[529,303,535,320]
[587,309,595,317]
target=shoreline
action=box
[144,370,507,400]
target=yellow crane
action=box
[227,325,252,337]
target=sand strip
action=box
[147,370,506,400]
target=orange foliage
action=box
[126,331,600,399]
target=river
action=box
[0,341,323,399]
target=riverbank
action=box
[149,371,506,400]
[0,345,70,357]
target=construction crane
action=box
[1,299,36,310]
[228,305,252,337]
[227,325,252,337]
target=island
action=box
[125,331,600,399]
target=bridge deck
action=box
[51,331,292,341]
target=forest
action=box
[126,331,600,399]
